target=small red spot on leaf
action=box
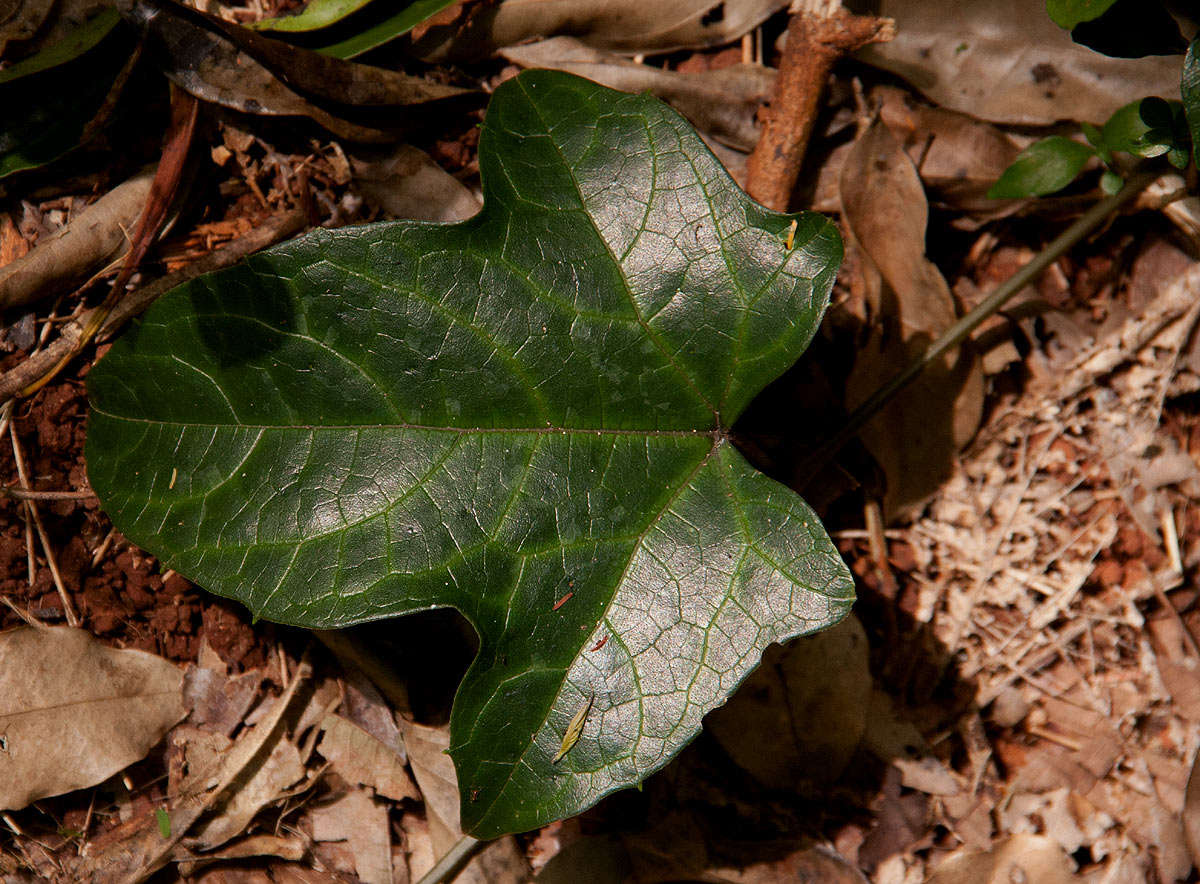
[553,592,574,611]
[590,635,609,651]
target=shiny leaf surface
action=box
[86,71,852,837]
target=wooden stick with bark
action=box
[747,0,894,211]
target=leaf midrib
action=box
[512,76,719,420]
[90,406,729,437]
[460,438,720,834]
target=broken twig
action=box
[746,0,893,210]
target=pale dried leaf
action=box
[400,719,460,836]
[707,844,869,883]
[500,37,774,151]
[191,733,305,850]
[925,833,1076,884]
[182,649,261,738]
[1185,748,1200,869]
[0,168,152,311]
[311,789,393,884]
[840,118,984,519]
[340,663,405,762]
[73,659,311,883]
[856,0,1180,125]
[875,85,1022,209]
[0,625,185,810]
[412,0,788,59]
[351,145,480,223]
[317,713,419,802]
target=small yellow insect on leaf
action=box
[785,218,798,251]
[552,694,593,764]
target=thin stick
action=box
[798,169,1158,484]
[0,207,307,404]
[9,422,78,626]
[415,835,482,884]
[0,487,96,501]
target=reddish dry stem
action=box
[590,635,609,651]
[552,591,574,611]
[746,8,893,212]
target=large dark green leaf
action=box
[1183,38,1200,170]
[86,71,852,838]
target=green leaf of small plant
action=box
[0,18,136,179]
[1100,169,1124,194]
[254,0,377,32]
[1102,98,1188,159]
[0,7,120,86]
[1045,0,1119,29]
[1182,38,1200,170]
[314,0,457,58]
[86,71,853,838]
[155,808,170,838]
[988,136,1096,199]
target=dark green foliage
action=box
[86,71,853,837]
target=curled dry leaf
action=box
[398,718,528,883]
[411,0,789,60]
[121,0,478,141]
[500,37,774,151]
[351,144,481,223]
[0,625,185,811]
[400,719,460,836]
[0,167,153,311]
[856,0,1180,125]
[73,658,311,883]
[839,118,984,520]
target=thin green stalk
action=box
[798,168,1158,483]
[415,835,482,884]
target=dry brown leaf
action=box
[874,86,1021,210]
[839,118,984,520]
[925,833,1077,884]
[339,662,405,763]
[861,690,960,796]
[175,833,308,877]
[311,789,393,884]
[72,657,311,883]
[706,614,871,788]
[0,625,185,811]
[856,0,1179,125]
[411,0,787,59]
[182,637,261,737]
[500,37,774,151]
[400,719,460,835]
[707,845,869,883]
[1184,748,1200,870]
[0,168,153,311]
[317,713,419,802]
[397,719,527,883]
[351,145,481,223]
[190,733,305,851]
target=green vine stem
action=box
[415,835,482,884]
[798,168,1160,484]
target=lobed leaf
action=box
[86,71,853,837]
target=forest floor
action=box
[2,1,1200,882]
